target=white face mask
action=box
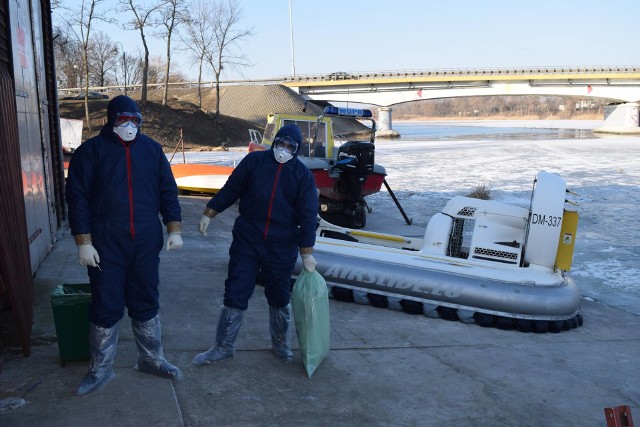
[274,147,293,163]
[113,123,138,142]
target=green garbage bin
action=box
[50,283,92,366]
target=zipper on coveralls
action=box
[123,143,135,239]
[263,163,283,240]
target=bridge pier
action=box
[375,107,401,139]
[594,102,640,134]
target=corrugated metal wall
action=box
[0,2,35,356]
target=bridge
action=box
[281,66,640,135]
[65,66,640,135]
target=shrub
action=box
[466,185,491,200]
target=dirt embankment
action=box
[58,85,379,152]
[58,98,260,152]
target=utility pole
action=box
[115,42,128,96]
[288,0,295,77]
[123,50,127,96]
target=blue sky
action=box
[59,0,640,81]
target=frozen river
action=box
[170,120,640,316]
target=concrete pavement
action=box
[1,195,638,426]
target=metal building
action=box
[0,0,65,357]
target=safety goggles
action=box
[273,136,299,154]
[114,112,143,128]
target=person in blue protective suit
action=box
[194,123,318,365]
[66,95,184,395]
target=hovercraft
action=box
[293,171,583,333]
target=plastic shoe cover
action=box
[193,306,244,365]
[132,315,183,380]
[136,358,182,380]
[77,323,119,395]
[192,346,233,365]
[77,368,115,395]
[0,397,26,414]
[269,304,293,364]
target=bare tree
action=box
[88,31,119,87]
[561,96,575,118]
[157,0,187,105]
[180,0,215,109]
[121,0,162,107]
[56,0,112,130]
[147,55,166,85]
[53,28,83,88]
[204,0,252,118]
[125,53,145,88]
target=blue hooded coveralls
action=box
[66,96,181,328]
[205,125,318,310]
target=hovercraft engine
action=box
[319,141,375,229]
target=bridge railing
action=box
[282,65,640,83]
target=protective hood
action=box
[271,124,303,156]
[100,95,142,140]
[107,95,141,125]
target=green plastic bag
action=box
[291,270,330,378]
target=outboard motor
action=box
[321,141,375,228]
[335,141,375,200]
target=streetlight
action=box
[72,64,78,89]
[114,42,127,96]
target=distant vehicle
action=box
[61,91,109,100]
[327,71,351,80]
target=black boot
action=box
[270,304,293,364]
[132,315,182,380]
[76,323,119,395]
[192,306,244,365]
